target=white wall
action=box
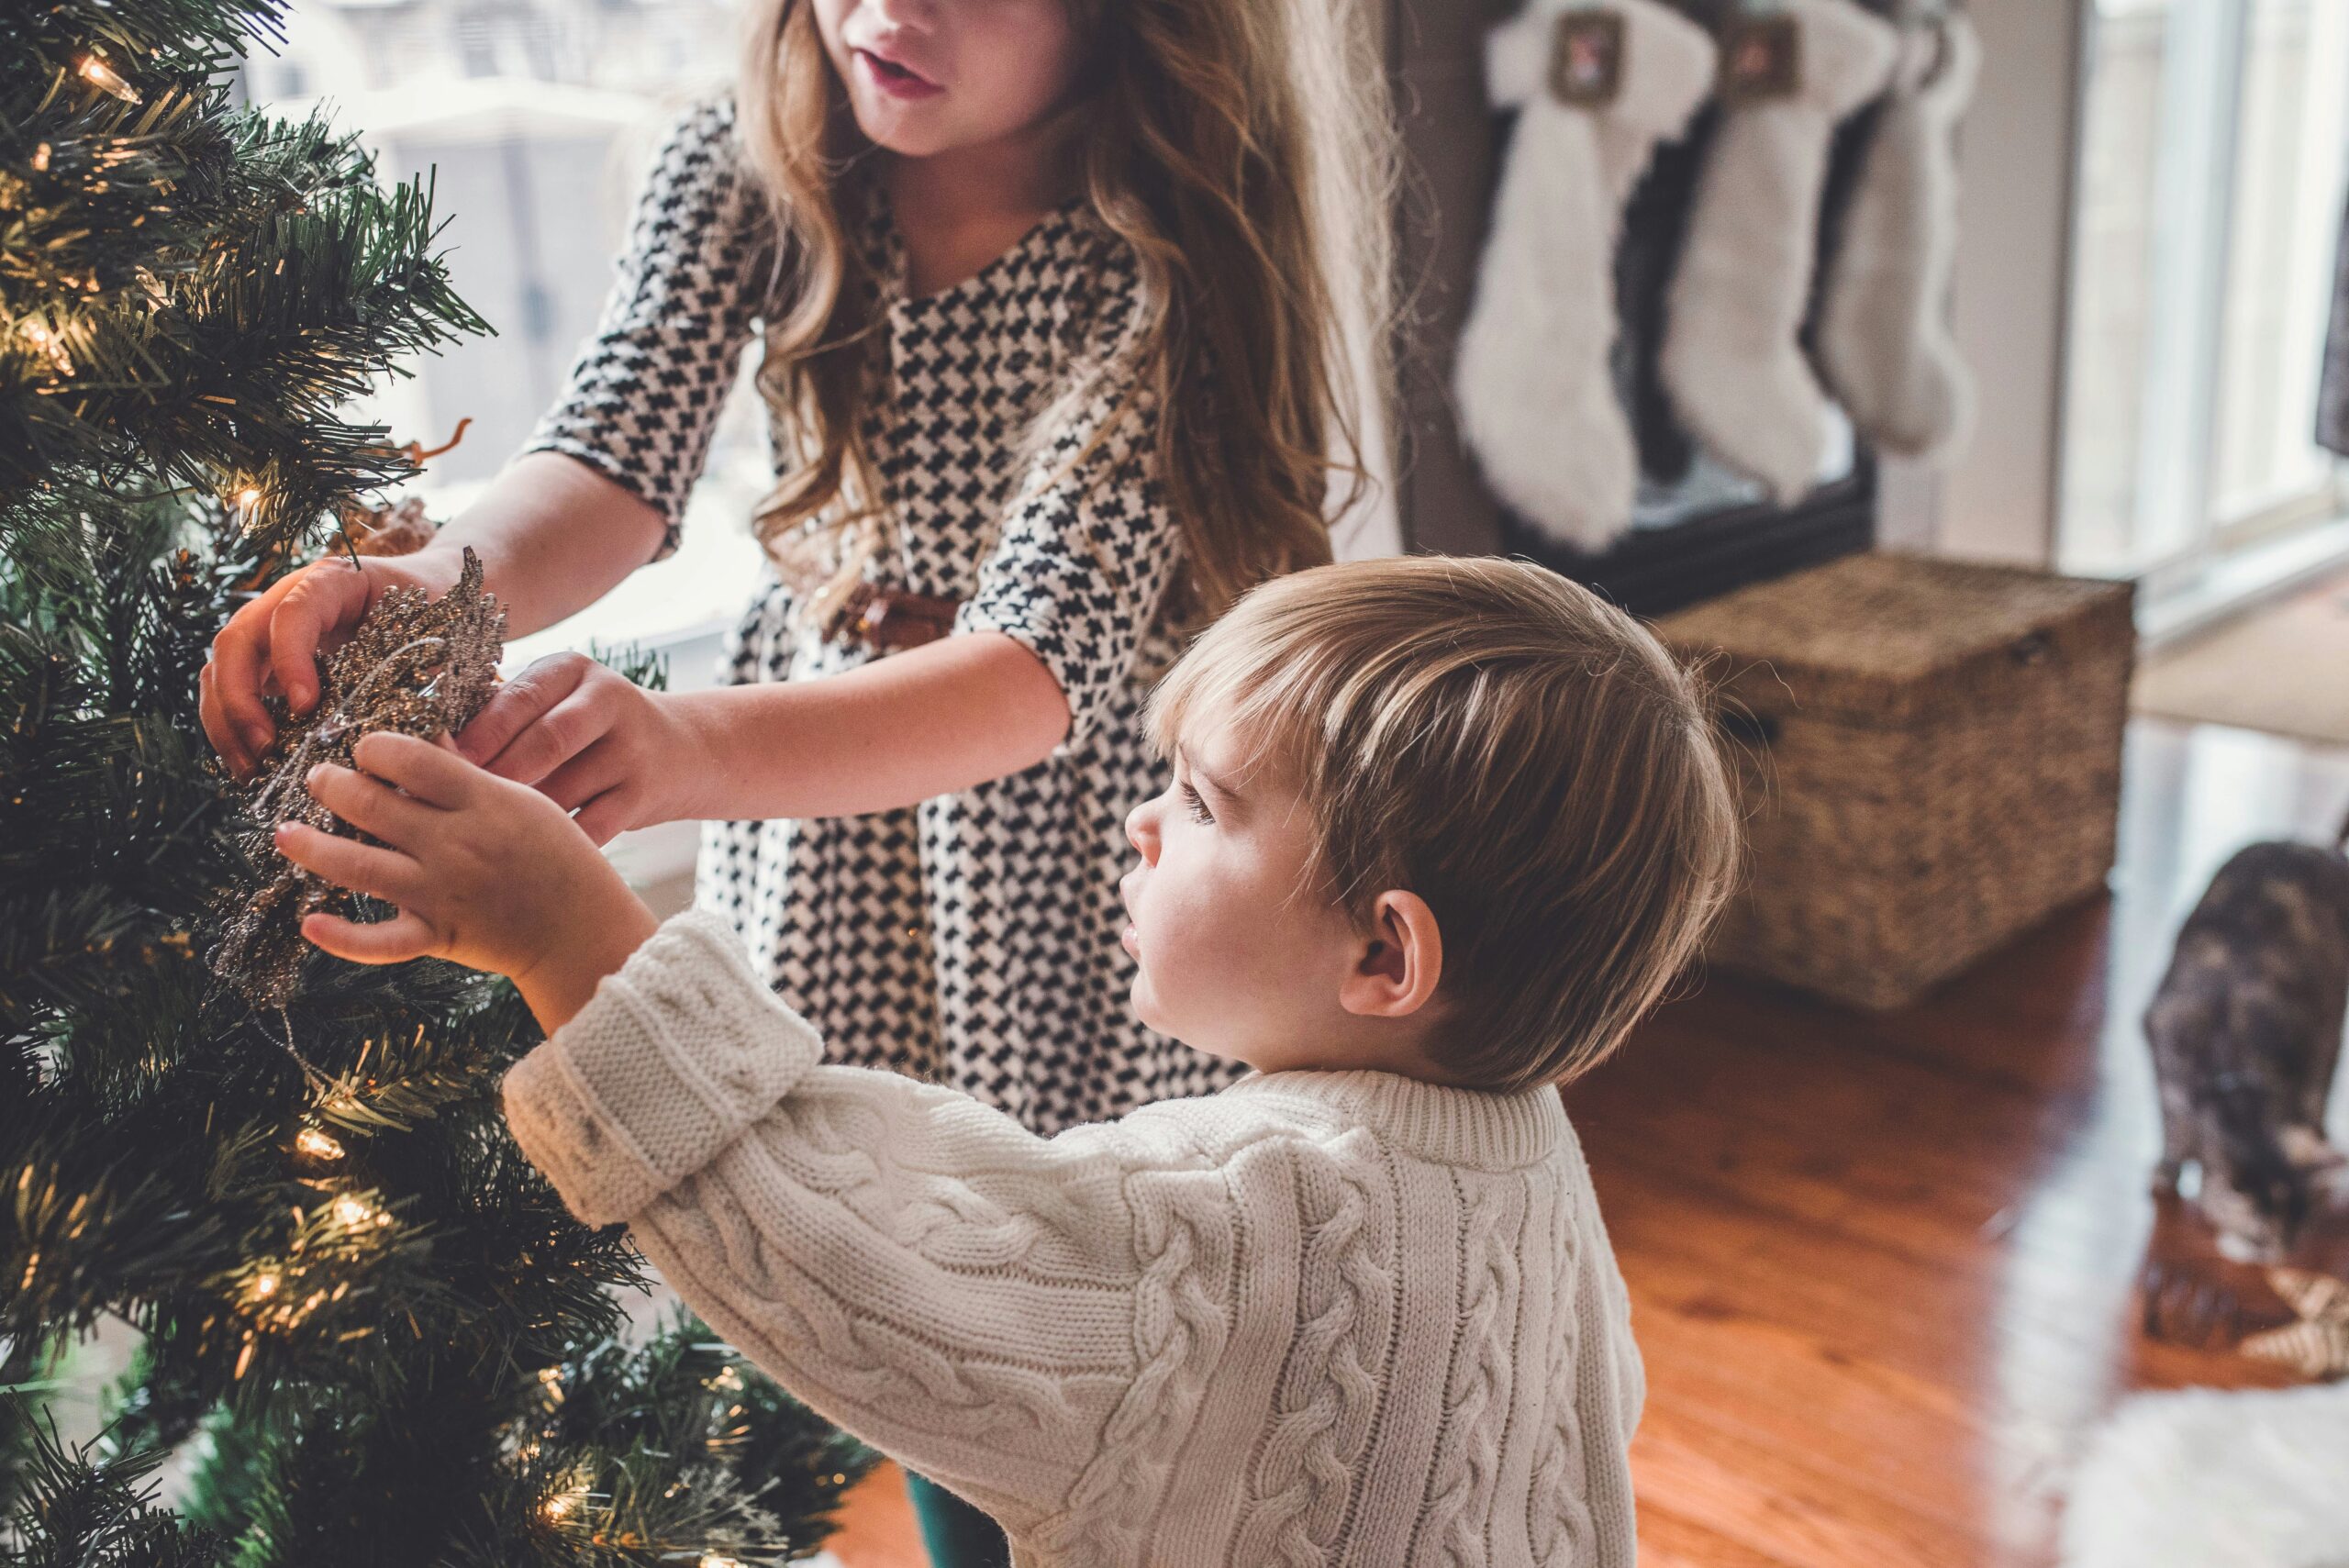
[1884,0,2087,566]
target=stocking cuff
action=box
[1487,0,1720,138]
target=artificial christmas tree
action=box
[0,4,870,1562]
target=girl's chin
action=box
[850,107,956,159]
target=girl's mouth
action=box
[855,48,944,101]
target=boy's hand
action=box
[274,731,659,1031]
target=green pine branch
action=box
[4,6,866,1562]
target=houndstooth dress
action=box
[525,95,1241,1136]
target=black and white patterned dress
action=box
[525,95,1241,1136]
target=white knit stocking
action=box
[1455,0,1718,552]
[1817,11,1980,460]
[1659,0,1898,504]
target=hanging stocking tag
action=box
[1549,9,1628,106]
[1720,13,1802,103]
[1919,12,1956,91]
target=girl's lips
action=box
[854,48,944,101]
[1119,923,1140,957]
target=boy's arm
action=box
[500,910,1239,1537]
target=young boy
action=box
[278,555,1739,1567]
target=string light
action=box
[701,1556,746,1568]
[332,1194,389,1229]
[19,319,72,373]
[295,1126,345,1162]
[224,485,262,539]
[540,1487,584,1522]
[76,53,142,104]
[251,1272,280,1298]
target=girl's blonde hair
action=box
[733,0,1397,628]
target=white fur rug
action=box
[2062,1384,2349,1568]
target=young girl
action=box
[202,0,1393,1558]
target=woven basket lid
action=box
[1654,551,2135,724]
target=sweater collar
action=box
[1219,1068,1564,1170]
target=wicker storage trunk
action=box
[1655,552,2136,1009]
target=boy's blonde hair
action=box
[1148,556,1741,1094]
[733,0,1397,631]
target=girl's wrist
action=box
[654,688,731,824]
[383,540,472,594]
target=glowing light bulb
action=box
[252,1272,279,1297]
[20,319,71,373]
[540,1488,583,1522]
[701,1555,747,1568]
[295,1127,345,1162]
[332,1195,372,1228]
[77,54,141,103]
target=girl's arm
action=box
[666,628,1072,819]
[658,365,1177,817]
[203,95,763,773]
[465,355,1183,831]
[428,451,672,637]
[199,454,665,773]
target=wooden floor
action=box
[824,717,2349,1568]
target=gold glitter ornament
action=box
[337,494,439,559]
[212,548,507,1008]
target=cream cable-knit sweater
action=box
[502,911,1646,1567]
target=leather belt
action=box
[823,581,960,651]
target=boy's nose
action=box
[1125,799,1159,863]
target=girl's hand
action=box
[274,731,659,1031]
[201,550,468,777]
[452,652,698,846]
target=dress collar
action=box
[867,183,1090,311]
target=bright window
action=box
[2059,0,2349,582]
[237,0,771,672]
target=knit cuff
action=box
[502,909,823,1226]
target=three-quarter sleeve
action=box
[523,95,769,562]
[952,356,1184,753]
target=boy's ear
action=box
[1340,890,1443,1019]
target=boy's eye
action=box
[1180,781,1215,825]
